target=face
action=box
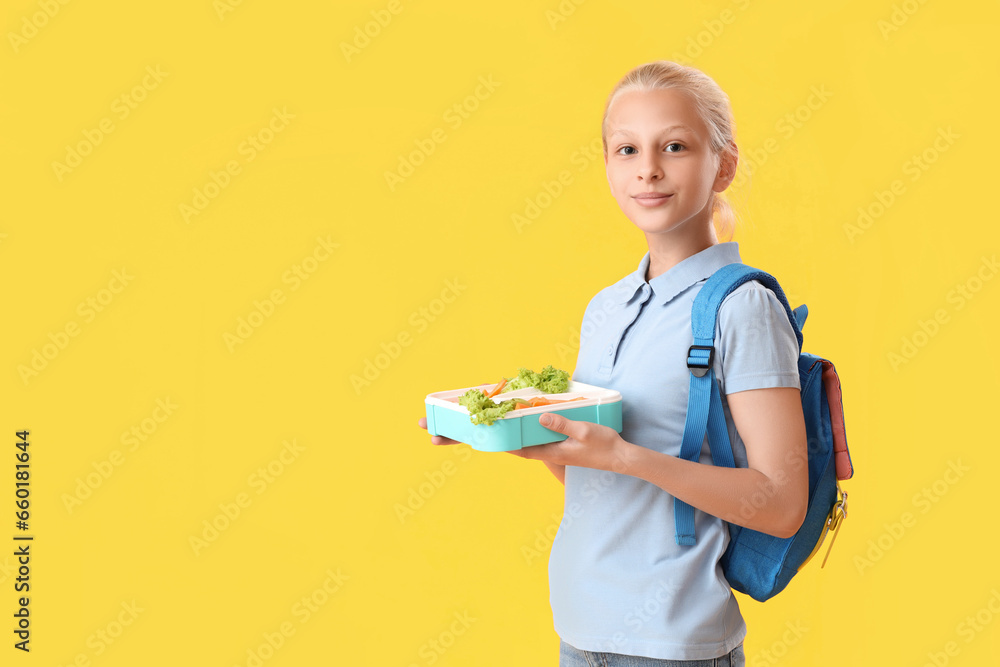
[604,87,735,240]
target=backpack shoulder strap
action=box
[690,264,803,354]
[673,262,802,545]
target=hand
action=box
[418,380,495,447]
[416,417,463,446]
[508,412,633,473]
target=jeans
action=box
[559,640,745,667]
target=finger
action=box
[418,417,460,445]
[512,441,561,460]
[538,412,584,439]
[509,446,538,460]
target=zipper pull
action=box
[820,489,848,569]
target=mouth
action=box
[632,193,673,207]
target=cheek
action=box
[606,172,625,199]
[674,164,713,196]
[699,160,722,189]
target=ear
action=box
[713,142,738,193]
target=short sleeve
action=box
[715,281,800,395]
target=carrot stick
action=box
[546,397,586,405]
[527,396,586,407]
[502,395,588,411]
[485,377,507,398]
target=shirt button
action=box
[607,346,614,356]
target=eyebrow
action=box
[609,125,695,139]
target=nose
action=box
[637,152,663,181]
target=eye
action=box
[616,145,637,156]
[665,143,685,153]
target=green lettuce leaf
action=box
[457,365,571,426]
[457,388,518,426]
[500,365,570,394]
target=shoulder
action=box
[712,279,800,393]
[720,278,777,304]
[717,280,787,326]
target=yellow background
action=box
[2,0,998,664]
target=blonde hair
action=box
[601,60,744,241]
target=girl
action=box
[419,60,807,667]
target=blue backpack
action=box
[675,263,854,602]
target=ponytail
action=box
[712,195,736,242]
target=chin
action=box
[627,213,686,235]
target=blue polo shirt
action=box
[549,242,800,660]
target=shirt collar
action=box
[610,242,743,306]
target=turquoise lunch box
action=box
[424,381,623,452]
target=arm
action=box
[515,386,808,539]
[542,461,566,485]
[616,386,808,538]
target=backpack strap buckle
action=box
[686,345,715,377]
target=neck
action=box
[644,215,719,282]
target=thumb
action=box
[539,411,577,436]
